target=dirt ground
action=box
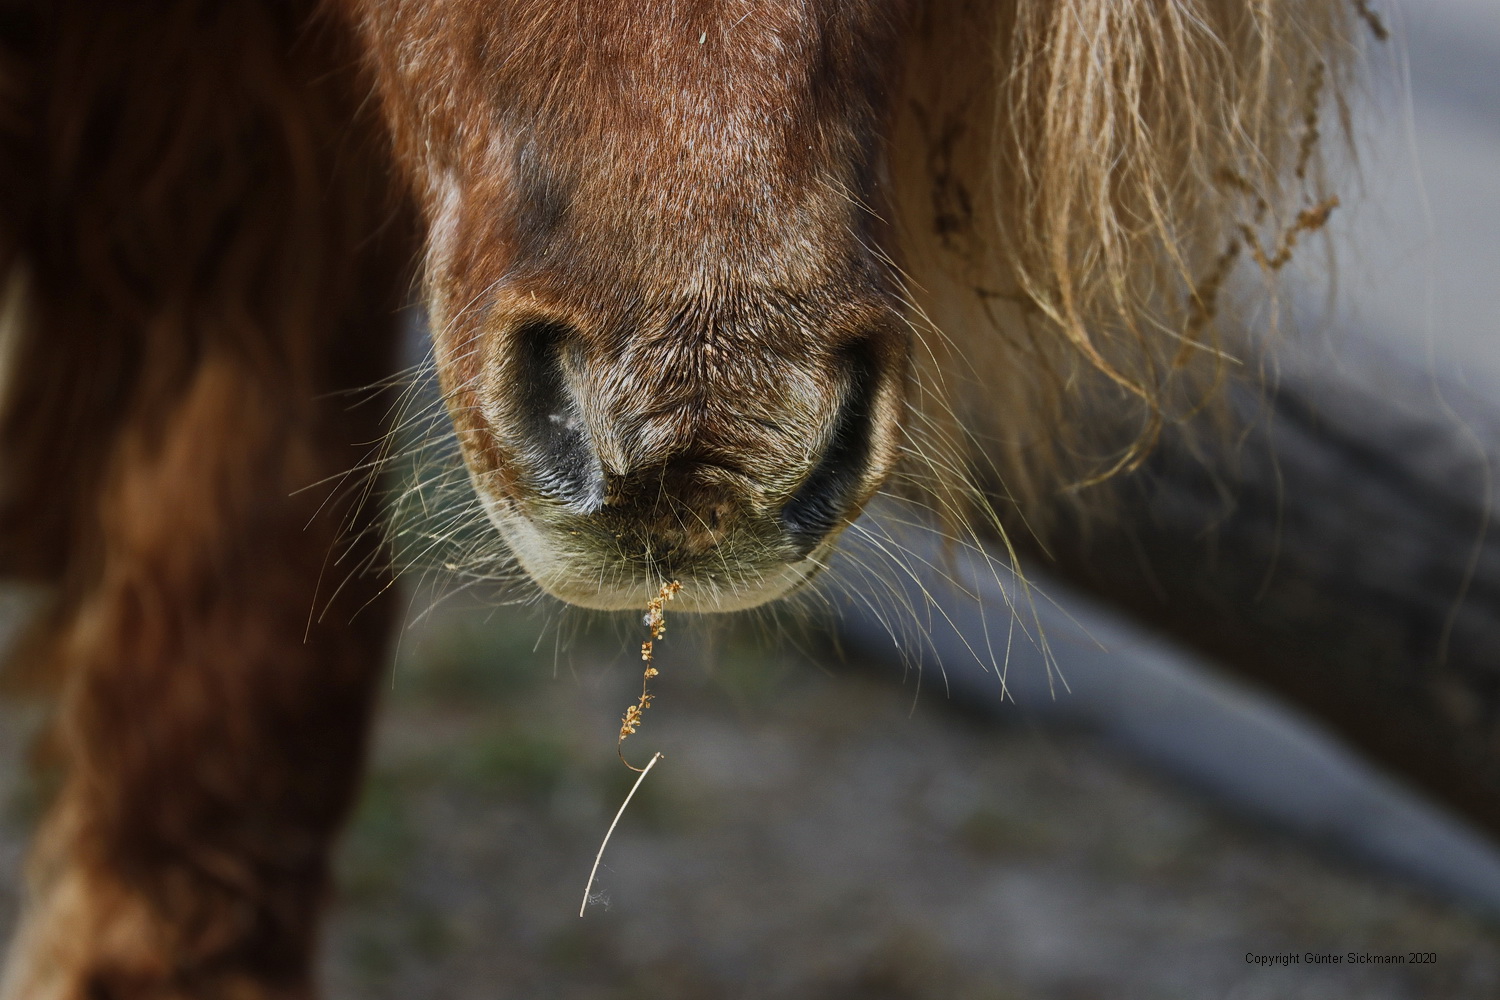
[8,600,1485,999]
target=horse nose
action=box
[504,313,894,564]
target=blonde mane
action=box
[892,0,1372,517]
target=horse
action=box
[0,0,1367,995]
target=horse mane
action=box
[891,0,1373,521]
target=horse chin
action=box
[476,489,840,612]
[527,557,826,613]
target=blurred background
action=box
[4,1,1500,997]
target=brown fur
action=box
[0,2,414,995]
[0,0,1363,994]
[343,0,914,611]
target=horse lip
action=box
[476,481,844,611]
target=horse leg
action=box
[0,2,413,995]
[2,358,398,1000]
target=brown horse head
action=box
[348,0,911,610]
[342,0,1361,612]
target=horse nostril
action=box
[779,343,880,549]
[512,318,599,504]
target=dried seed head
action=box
[617,581,683,771]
